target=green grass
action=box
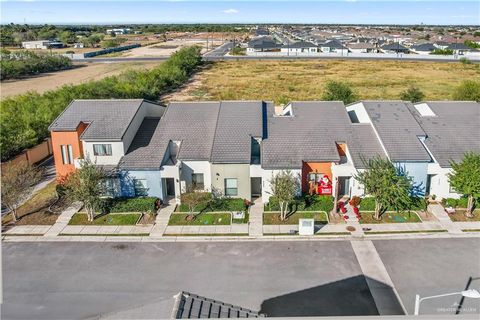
[232,213,249,224]
[168,213,231,226]
[263,211,328,225]
[177,198,247,213]
[359,211,421,224]
[365,230,447,235]
[462,229,480,232]
[315,232,351,236]
[68,213,140,225]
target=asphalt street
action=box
[2,238,479,319]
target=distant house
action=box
[22,40,64,50]
[247,37,282,53]
[380,43,410,54]
[73,43,84,49]
[255,28,270,36]
[347,42,378,53]
[446,43,474,55]
[281,41,318,53]
[106,28,131,35]
[434,41,450,50]
[320,40,348,53]
[410,43,436,55]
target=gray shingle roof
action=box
[411,43,436,51]
[210,101,264,163]
[362,101,431,162]
[408,101,480,167]
[381,43,409,51]
[285,41,317,48]
[118,117,163,170]
[346,124,387,168]
[49,99,147,141]
[172,291,263,318]
[262,101,348,169]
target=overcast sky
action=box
[1,1,479,25]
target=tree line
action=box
[0,45,202,161]
[0,49,73,80]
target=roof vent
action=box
[414,103,436,117]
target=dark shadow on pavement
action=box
[260,275,404,317]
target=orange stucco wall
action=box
[51,122,87,179]
[337,143,347,156]
[301,161,333,193]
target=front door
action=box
[338,176,351,197]
[165,178,175,196]
[251,177,262,197]
[426,174,434,196]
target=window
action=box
[134,179,148,196]
[251,138,261,164]
[308,173,323,184]
[93,144,112,156]
[192,173,204,190]
[225,178,238,196]
[103,178,117,197]
[60,145,73,164]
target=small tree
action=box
[1,162,42,222]
[400,86,424,103]
[63,159,106,222]
[322,80,357,104]
[355,157,413,220]
[448,152,480,217]
[453,80,480,102]
[181,189,212,220]
[269,170,299,221]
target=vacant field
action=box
[1,61,160,98]
[164,59,480,103]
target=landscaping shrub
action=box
[265,195,333,212]
[106,197,157,213]
[0,50,72,81]
[442,197,471,208]
[0,46,202,161]
[359,197,376,210]
[178,197,247,213]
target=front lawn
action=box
[359,211,421,224]
[2,182,68,226]
[168,213,231,226]
[264,195,334,213]
[447,209,480,222]
[68,213,141,225]
[263,211,328,225]
[232,213,249,224]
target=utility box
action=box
[299,218,314,235]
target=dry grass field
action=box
[1,61,160,98]
[164,59,480,104]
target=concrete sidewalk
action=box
[248,198,263,236]
[44,201,83,237]
[150,199,176,237]
[163,224,248,236]
[428,204,464,234]
[351,240,407,315]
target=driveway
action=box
[2,241,377,319]
[374,238,480,316]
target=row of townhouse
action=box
[49,99,480,204]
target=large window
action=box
[61,145,73,164]
[192,173,204,190]
[134,179,148,196]
[225,178,238,196]
[93,144,112,156]
[308,173,323,184]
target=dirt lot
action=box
[124,38,224,57]
[1,61,160,98]
[164,59,480,103]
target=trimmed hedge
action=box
[265,195,334,212]
[178,198,247,213]
[101,197,157,213]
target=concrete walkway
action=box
[43,201,83,237]
[351,240,407,315]
[60,225,154,235]
[428,204,464,234]
[345,203,364,237]
[150,199,176,238]
[248,198,263,237]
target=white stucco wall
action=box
[180,161,212,192]
[261,169,302,203]
[82,141,125,165]
[250,164,263,177]
[160,164,181,203]
[346,102,371,124]
[427,163,461,200]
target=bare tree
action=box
[181,185,212,221]
[1,162,42,222]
